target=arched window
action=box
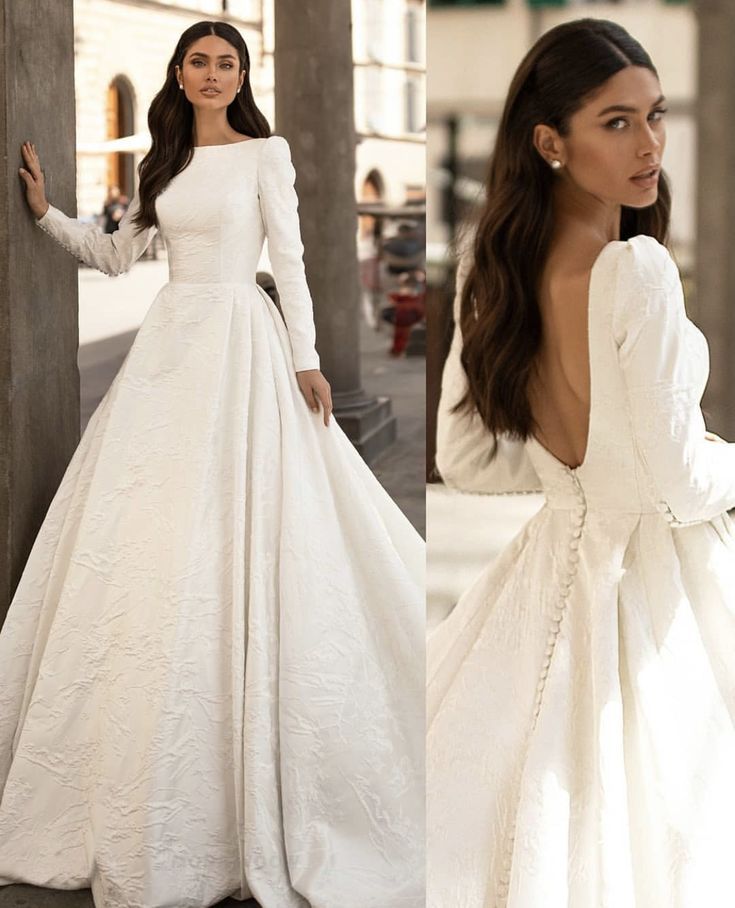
[359,169,385,239]
[106,75,136,200]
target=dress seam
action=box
[494,469,588,907]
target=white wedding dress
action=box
[0,135,425,908]
[428,233,735,907]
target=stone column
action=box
[695,0,735,437]
[0,0,80,626]
[273,0,397,462]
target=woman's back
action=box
[527,240,602,470]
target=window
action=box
[365,0,385,62]
[405,77,424,133]
[406,3,422,64]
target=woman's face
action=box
[535,66,667,210]
[175,35,245,106]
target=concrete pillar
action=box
[273,0,397,462]
[1,0,80,626]
[695,0,735,436]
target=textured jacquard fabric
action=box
[0,135,425,908]
[428,233,735,908]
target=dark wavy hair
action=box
[452,18,672,454]
[130,20,271,232]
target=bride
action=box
[1,19,425,908]
[429,16,735,908]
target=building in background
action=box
[427,0,695,266]
[72,0,425,224]
[353,0,426,213]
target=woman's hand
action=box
[296,369,333,427]
[18,141,49,220]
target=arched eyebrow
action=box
[596,94,666,117]
[188,52,237,61]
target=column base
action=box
[333,389,397,465]
[405,322,426,357]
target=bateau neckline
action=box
[193,138,258,149]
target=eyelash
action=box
[191,60,233,69]
[606,107,668,130]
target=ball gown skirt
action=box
[428,234,735,908]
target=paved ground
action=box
[356,318,425,536]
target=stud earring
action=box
[550,160,562,170]
[178,83,183,90]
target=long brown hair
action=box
[453,18,672,456]
[130,20,271,232]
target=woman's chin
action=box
[624,190,659,209]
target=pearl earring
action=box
[550,160,562,170]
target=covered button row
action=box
[35,221,115,277]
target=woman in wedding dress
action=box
[428,17,735,908]
[0,20,424,908]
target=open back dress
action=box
[428,233,735,908]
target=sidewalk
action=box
[356,317,425,537]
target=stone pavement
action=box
[355,317,425,537]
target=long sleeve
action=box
[435,239,542,494]
[613,234,735,526]
[257,135,320,372]
[34,192,157,277]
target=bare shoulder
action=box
[546,236,610,279]
[539,240,605,314]
[535,245,595,383]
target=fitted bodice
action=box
[155,139,266,285]
[33,133,321,373]
[523,248,712,518]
